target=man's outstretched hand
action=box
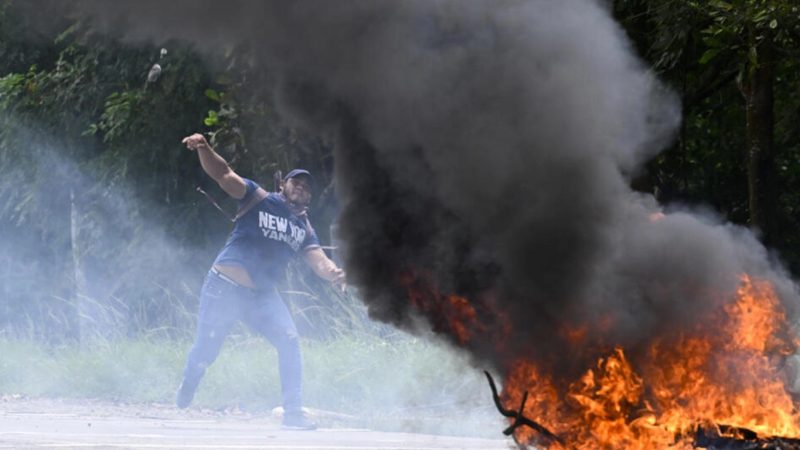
[182,133,211,151]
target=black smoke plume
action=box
[36,0,800,377]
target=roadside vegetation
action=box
[0,330,500,436]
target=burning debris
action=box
[485,370,563,447]
[480,276,800,449]
[694,424,800,450]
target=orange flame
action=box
[497,275,800,449]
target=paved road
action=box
[0,398,512,450]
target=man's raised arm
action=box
[182,133,247,199]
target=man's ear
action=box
[279,180,286,192]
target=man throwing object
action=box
[177,133,345,430]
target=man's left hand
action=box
[331,268,347,293]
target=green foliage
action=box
[92,90,145,142]
[0,11,221,340]
[616,0,800,267]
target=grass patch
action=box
[0,331,503,437]
[0,338,185,401]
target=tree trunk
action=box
[742,27,776,245]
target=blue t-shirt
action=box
[213,178,320,287]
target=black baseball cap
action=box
[283,168,314,186]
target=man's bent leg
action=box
[243,287,312,428]
[178,271,239,408]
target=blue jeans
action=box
[181,269,303,412]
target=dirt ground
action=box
[0,396,513,450]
